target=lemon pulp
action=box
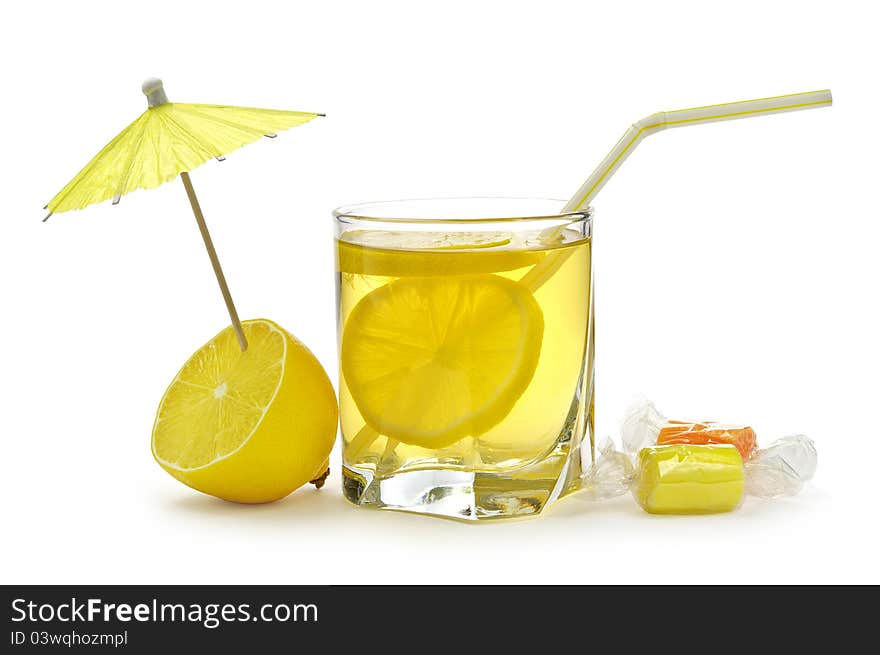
[153,321,284,469]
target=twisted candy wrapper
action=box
[579,399,817,511]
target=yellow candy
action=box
[635,445,744,514]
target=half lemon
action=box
[152,319,338,503]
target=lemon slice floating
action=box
[343,230,515,250]
[152,319,338,503]
[337,230,545,277]
[341,275,543,449]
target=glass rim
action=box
[333,197,593,225]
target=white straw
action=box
[563,89,832,212]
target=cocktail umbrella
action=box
[43,78,322,350]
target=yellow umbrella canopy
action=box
[44,79,322,350]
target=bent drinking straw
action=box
[564,89,832,212]
[519,90,834,289]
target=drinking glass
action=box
[334,198,593,520]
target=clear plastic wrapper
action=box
[580,398,818,513]
[744,435,817,498]
[577,438,634,501]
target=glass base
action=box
[342,442,588,522]
[342,366,594,522]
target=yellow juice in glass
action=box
[334,199,593,520]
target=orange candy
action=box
[656,420,757,460]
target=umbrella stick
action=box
[180,171,248,351]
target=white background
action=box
[1,0,877,584]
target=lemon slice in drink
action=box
[344,230,515,250]
[337,230,545,277]
[151,319,338,503]
[341,275,543,448]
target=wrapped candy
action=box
[658,421,756,459]
[622,398,756,460]
[580,399,818,514]
[635,444,744,514]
